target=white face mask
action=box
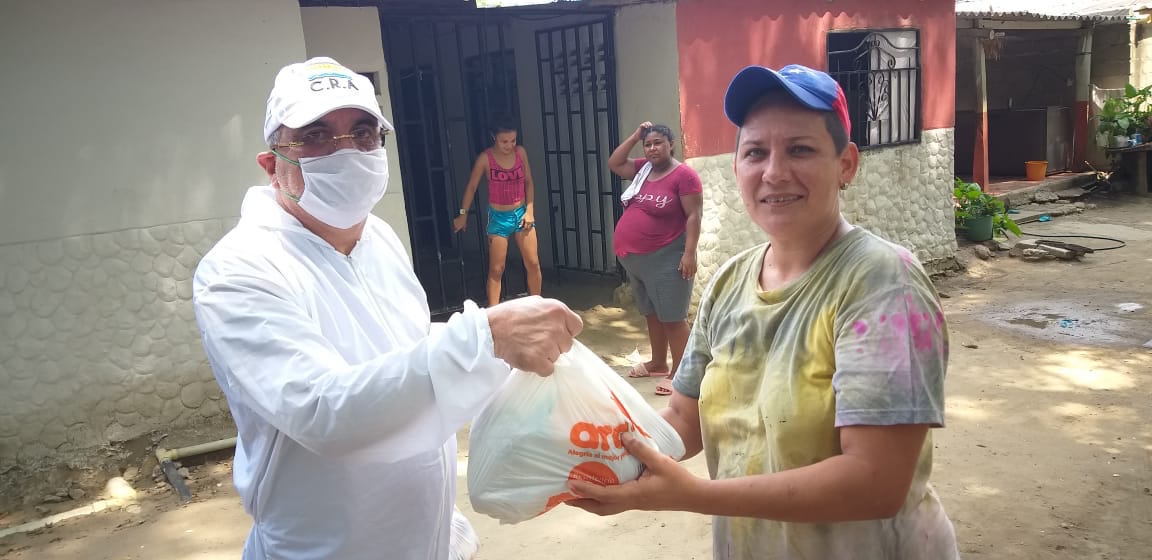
[280,148,390,229]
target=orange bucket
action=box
[1025,160,1048,181]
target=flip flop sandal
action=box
[655,379,674,396]
[628,362,668,378]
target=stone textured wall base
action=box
[0,219,236,467]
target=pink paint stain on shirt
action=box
[908,310,934,351]
[899,249,918,269]
[853,320,869,335]
[878,303,941,353]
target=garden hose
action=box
[1018,231,1128,251]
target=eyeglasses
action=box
[273,126,389,156]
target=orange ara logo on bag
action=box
[540,391,655,516]
[542,461,621,512]
[539,458,622,511]
[569,421,631,451]
[567,391,652,451]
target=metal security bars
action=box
[828,30,922,149]
[535,19,621,275]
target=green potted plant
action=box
[1094,84,1152,147]
[1124,83,1152,134]
[954,178,1021,242]
[1096,97,1134,148]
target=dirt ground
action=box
[2,195,1150,560]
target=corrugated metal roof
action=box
[957,10,1129,22]
[957,0,1146,21]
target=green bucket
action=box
[965,215,994,242]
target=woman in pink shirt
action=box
[609,122,704,395]
[454,119,543,307]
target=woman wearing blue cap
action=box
[569,64,959,559]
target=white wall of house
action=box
[1131,20,1152,88]
[1094,24,1132,90]
[301,7,412,257]
[0,0,306,467]
[615,2,683,149]
[0,0,303,246]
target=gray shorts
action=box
[618,234,693,322]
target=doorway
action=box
[377,6,620,315]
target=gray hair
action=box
[268,126,283,150]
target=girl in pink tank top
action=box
[486,149,525,206]
[452,118,543,307]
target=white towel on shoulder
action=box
[620,161,652,207]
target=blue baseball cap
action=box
[723,64,851,136]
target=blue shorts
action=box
[486,205,532,238]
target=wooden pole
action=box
[972,36,990,190]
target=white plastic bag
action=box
[467,340,685,524]
[449,506,478,560]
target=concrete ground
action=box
[2,194,1150,560]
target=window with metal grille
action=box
[827,29,921,149]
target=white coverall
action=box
[193,186,510,559]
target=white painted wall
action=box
[0,0,305,246]
[301,7,412,257]
[0,0,307,467]
[615,2,682,154]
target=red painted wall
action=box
[675,0,956,158]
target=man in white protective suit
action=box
[192,56,583,560]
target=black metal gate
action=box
[535,19,621,275]
[827,30,922,150]
[380,13,527,315]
